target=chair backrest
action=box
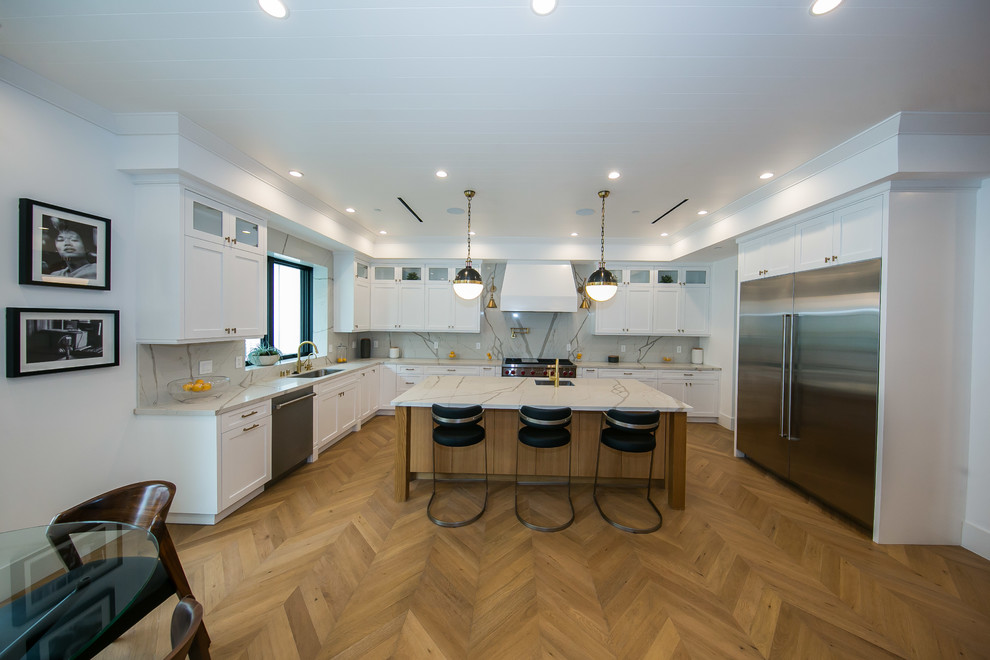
[604,409,660,432]
[50,480,176,540]
[163,596,204,660]
[519,406,572,428]
[432,404,484,427]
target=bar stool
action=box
[515,406,574,532]
[593,408,663,534]
[428,404,488,527]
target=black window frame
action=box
[266,256,314,360]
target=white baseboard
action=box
[718,413,735,430]
[962,521,990,561]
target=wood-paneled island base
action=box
[392,376,690,508]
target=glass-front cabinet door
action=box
[682,268,708,286]
[656,268,679,287]
[400,266,423,283]
[374,265,397,282]
[186,191,264,255]
[626,267,652,287]
[191,200,224,241]
[427,267,451,282]
[356,262,369,280]
[233,216,261,250]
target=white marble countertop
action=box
[391,376,691,412]
[134,356,717,416]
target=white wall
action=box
[0,80,142,529]
[701,255,737,429]
[963,179,990,559]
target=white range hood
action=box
[499,261,578,312]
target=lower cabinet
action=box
[219,402,272,510]
[658,371,719,419]
[358,365,381,420]
[595,367,658,389]
[315,375,359,452]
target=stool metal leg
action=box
[593,443,663,534]
[427,438,488,528]
[514,440,574,532]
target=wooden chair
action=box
[47,480,211,659]
[164,596,205,660]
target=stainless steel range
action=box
[501,357,576,378]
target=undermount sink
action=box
[534,379,575,386]
[289,368,343,379]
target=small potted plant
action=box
[248,340,282,366]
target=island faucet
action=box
[296,341,319,373]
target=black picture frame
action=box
[19,198,111,290]
[6,308,120,378]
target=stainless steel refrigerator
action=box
[737,258,881,529]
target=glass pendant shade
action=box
[453,265,483,300]
[585,265,618,302]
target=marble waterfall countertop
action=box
[391,376,691,412]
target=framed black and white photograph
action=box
[6,308,120,378]
[18,198,111,290]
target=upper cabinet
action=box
[741,194,883,282]
[135,185,267,343]
[594,265,710,337]
[334,256,371,332]
[369,262,480,333]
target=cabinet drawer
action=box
[221,401,271,434]
[480,366,498,377]
[397,365,423,375]
[658,371,718,382]
[396,375,425,392]
[425,366,480,376]
[315,374,358,395]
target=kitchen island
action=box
[392,376,691,508]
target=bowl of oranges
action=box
[167,376,230,403]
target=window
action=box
[246,257,314,361]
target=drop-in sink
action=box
[289,368,343,379]
[534,379,575,386]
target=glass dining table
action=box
[0,521,160,660]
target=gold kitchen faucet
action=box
[296,341,319,373]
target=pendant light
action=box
[585,190,618,302]
[453,190,484,300]
[486,283,498,309]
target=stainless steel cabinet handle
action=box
[241,423,260,432]
[240,410,258,418]
[275,392,317,409]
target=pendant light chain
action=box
[599,189,609,267]
[466,190,473,264]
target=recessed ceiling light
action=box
[810,0,842,15]
[379,230,387,235]
[570,232,578,237]
[259,0,288,19]
[288,170,303,178]
[760,172,774,180]
[575,208,594,216]
[660,232,669,237]
[607,170,621,180]
[697,210,708,216]
[436,170,448,178]
[447,207,465,215]
[345,207,355,213]
[531,0,557,16]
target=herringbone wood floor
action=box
[98,416,990,659]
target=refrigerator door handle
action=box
[780,314,790,438]
[787,313,799,441]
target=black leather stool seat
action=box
[601,428,656,453]
[519,426,570,449]
[434,424,485,447]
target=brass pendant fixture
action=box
[485,283,498,308]
[453,189,483,300]
[585,190,618,302]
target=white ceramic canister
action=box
[691,347,704,365]
[389,347,401,359]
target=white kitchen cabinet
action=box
[652,267,711,336]
[658,371,719,420]
[135,184,267,343]
[480,365,499,377]
[426,269,481,332]
[594,286,653,335]
[596,368,659,389]
[371,264,427,331]
[379,364,424,411]
[334,256,371,332]
[739,226,795,281]
[795,196,882,272]
[220,403,272,510]
[358,365,380,420]
[315,375,359,452]
[578,367,598,378]
[425,365,481,376]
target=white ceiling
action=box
[2,0,989,254]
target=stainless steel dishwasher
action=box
[271,387,316,483]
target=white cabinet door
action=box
[625,288,654,334]
[658,380,684,402]
[220,416,271,508]
[452,292,480,332]
[359,366,380,418]
[651,288,680,335]
[795,212,835,271]
[764,227,796,277]
[594,289,626,334]
[398,286,425,330]
[425,285,454,331]
[225,248,266,337]
[683,379,719,417]
[371,283,399,330]
[338,383,358,431]
[315,391,339,450]
[679,287,710,336]
[738,239,765,282]
[183,237,226,339]
[353,278,371,331]
[834,196,882,264]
